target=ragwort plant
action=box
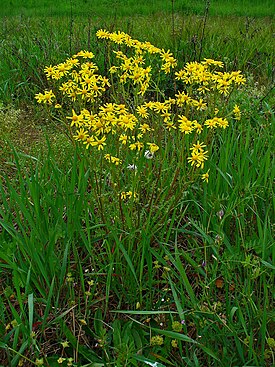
[35,29,246,234]
[2,29,273,367]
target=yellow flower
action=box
[90,136,107,150]
[192,98,207,111]
[165,120,176,131]
[111,156,122,165]
[73,128,89,141]
[96,29,110,39]
[204,118,218,129]
[191,141,207,153]
[187,150,208,169]
[202,169,210,183]
[77,50,95,58]
[139,123,151,133]
[109,66,118,73]
[35,90,55,105]
[44,65,56,78]
[57,357,65,364]
[119,134,128,145]
[83,135,95,149]
[61,340,69,348]
[104,154,111,162]
[136,105,149,118]
[217,117,229,128]
[179,116,193,134]
[193,121,203,134]
[233,104,241,120]
[120,192,127,200]
[66,109,83,127]
[147,143,159,153]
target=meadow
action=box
[0,1,274,367]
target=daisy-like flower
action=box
[191,141,207,153]
[144,150,154,159]
[91,136,107,150]
[201,169,210,183]
[66,109,83,127]
[136,105,149,118]
[73,128,89,141]
[127,164,137,170]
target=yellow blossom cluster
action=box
[175,60,246,96]
[35,29,246,185]
[41,50,110,103]
[35,89,55,104]
[187,141,208,168]
[96,29,177,95]
[120,191,138,201]
[66,103,159,155]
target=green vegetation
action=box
[0,1,274,367]
[0,0,274,17]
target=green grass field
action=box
[0,1,274,367]
[1,0,275,17]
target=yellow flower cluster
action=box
[35,29,246,185]
[96,29,177,95]
[104,154,122,165]
[42,51,110,103]
[187,141,208,169]
[35,89,55,104]
[66,103,158,155]
[175,60,246,96]
[120,191,138,201]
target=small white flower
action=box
[127,164,137,170]
[144,150,154,159]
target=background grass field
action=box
[0,1,274,366]
[1,0,275,17]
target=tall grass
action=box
[1,103,274,365]
[0,0,274,17]
[0,3,274,367]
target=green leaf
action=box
[134,355,167,367]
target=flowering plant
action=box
[35,29,245,225]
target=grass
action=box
[0,2,274,367]
[0,0,275,17]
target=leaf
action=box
[198,343,220,361]
[261,260,275,271]
[134,355,167,367]
[112,310,177,315]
